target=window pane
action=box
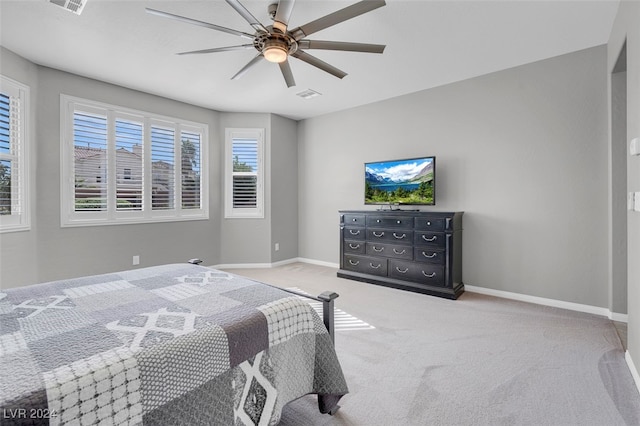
[0,159,11,215]
[74,112,107,211]
[232,139,257,172]
[181,131,201,209]
[0,93,9,154]
[151,126,175,210]
[232,175,257,208]
[115,119,143,211]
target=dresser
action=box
[337,210,464,299]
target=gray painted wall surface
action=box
[608,0,640,384]
[270,114,298,263]
[298,46,609,308]
[0,48,39,288]
[218,113,272,265]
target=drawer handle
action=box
[393,248,406,255]
[376,219,381,223]
[421,251,437,258]
[393,233,406,239]
[395,267,409,274]
[349,243,361,249]
[427,221,431,226]
[396,220,401,224]
[349,260,360,266]
[349,230,361,235]
[369,263,382,269]
[373,231,385,237]
[352,218,357,222]
[372,246,384,252]
[422,235,437,242]
[422,271,436,278]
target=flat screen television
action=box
[365,156,435,205]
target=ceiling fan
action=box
[146,0,386,88]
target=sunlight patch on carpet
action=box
[286,287,375,331]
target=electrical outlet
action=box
[133,255,140,265]
[635,192,640,212]
[629,193,635,211]
[275,243,280,251]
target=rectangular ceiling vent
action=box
[296,89,322,100]
[49,0,87,15]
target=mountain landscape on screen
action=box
[365,157,435,205]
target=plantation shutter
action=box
[180,130,201,209]
[0,92,15,215]
[115,118,143,211]
[151,125,175,210]
[231,138,258,208]
[73,111,108,211]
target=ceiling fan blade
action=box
[278,60,296,88]
[298,40,385,54]
[145,8,254,40]
[231,54,264,80]
[290,0,386,40]
[291,50,347,79]
[273,0,296,33]
[177,45,255,55]
[225,0,269,33]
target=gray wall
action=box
[270,114,299,263]
[608,0,640,382]
[0,48,39,288]
[298,46,609,308]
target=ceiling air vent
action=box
[296,89,322,100]
[49,0,87,15]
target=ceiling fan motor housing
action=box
[254,31,298,56]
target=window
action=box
[0,76,30,233]
[61,95,208,226]
[225,128,264,218]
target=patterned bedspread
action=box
[0,264,348,425]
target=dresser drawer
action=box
[366,215,413,229]
[344,226,365,240]
[343,214,366,226]
[414,217,446,231]
[343,254,388,277]
[414,247,445,264]
[414,231,445,248]
[389,260,445,286]
[366,242,413,260]
[344,240,366,254]
[367,229,413,243]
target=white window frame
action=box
[60,95,209,227]
[225,128,264,219]
[0,75,30,233]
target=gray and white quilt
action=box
[0,264,348,425]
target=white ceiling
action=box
[0,0,620,120]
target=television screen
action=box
[365,156,435,205]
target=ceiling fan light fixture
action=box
[263,40,288,63]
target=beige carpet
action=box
[224,263,640,426]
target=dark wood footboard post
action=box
[318,291,339,344]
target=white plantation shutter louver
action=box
[232,139,258,208]
[180,130,201,209]
[151,126,175,210]
[225,129,264,218]
[74,111,107,211]
[0,76,29,233]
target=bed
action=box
[0,262,348,425]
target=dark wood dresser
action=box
[337,210,464,299]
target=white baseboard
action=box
[626,351,640,394]
[610,312,629,323]
[295,257,340,269]
[212,257,338,270]
[464,284,619,319]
